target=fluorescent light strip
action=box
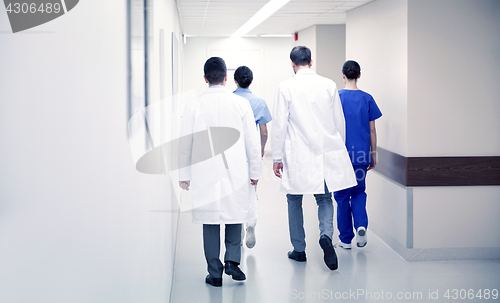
[231,0,291,38]
[260,34,293,38]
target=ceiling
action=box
[177,0,373,37]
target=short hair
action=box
[204,57,227,84]
[342,60,361,80]
[234,66,253,88]
[290,46,311,66]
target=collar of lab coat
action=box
[206,85,229,93]
[295,68,316,76]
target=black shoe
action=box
[224,261,246,281]
[319,235,338,270]
[205,275,222,287]
[287,250,307,262]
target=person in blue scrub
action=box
[334,60,382,249]
[233,66,272,249]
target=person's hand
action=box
[250,179,259,186]
[273,162,283,179]
[179,180,190,190]
[367,152,377,171]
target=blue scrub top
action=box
[339,89,382,165]
[233,87,272,125]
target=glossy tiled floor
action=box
[171,157,500,303]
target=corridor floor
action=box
[171,157,500,303]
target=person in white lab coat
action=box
[178,57,262,287]
[272,46,357,270]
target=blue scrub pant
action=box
[334,165,368,244]
[286,183,333,252]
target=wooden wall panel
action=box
[373,147,500,187]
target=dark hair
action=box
[204,57,227,84]
[234,66,253,88]
[342,60,361,80]
[290,46,311,66]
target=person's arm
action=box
[178,101,195,190]
[332,87,346,142]
[273,162,283,179]
[259,124,268,157]
[271,86,288,178]
[241,102,262,185]
[368,120,377,171]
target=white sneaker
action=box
[356,227,367,247]
[245,225,256,249]
[337,240,352,249]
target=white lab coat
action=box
[179,86,262,224]
[272,68,357,194]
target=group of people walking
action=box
[178,46,382,287]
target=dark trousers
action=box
[286,183,333,252]
[203,224,242,278]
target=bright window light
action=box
[231,0,291,38]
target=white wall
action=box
[316,25,346,88]
[413,186,500,249]
[347,0,500,260]
[346,0,408,156]
[149,0,184,103]
[366,173,409,250]
[346,0,409,255]
[183,36,294,97]
[407,0,500,157]
[0,0,182,301]
[406,0,500,251]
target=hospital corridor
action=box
[1,0,499,302]
[170,157,500,303]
